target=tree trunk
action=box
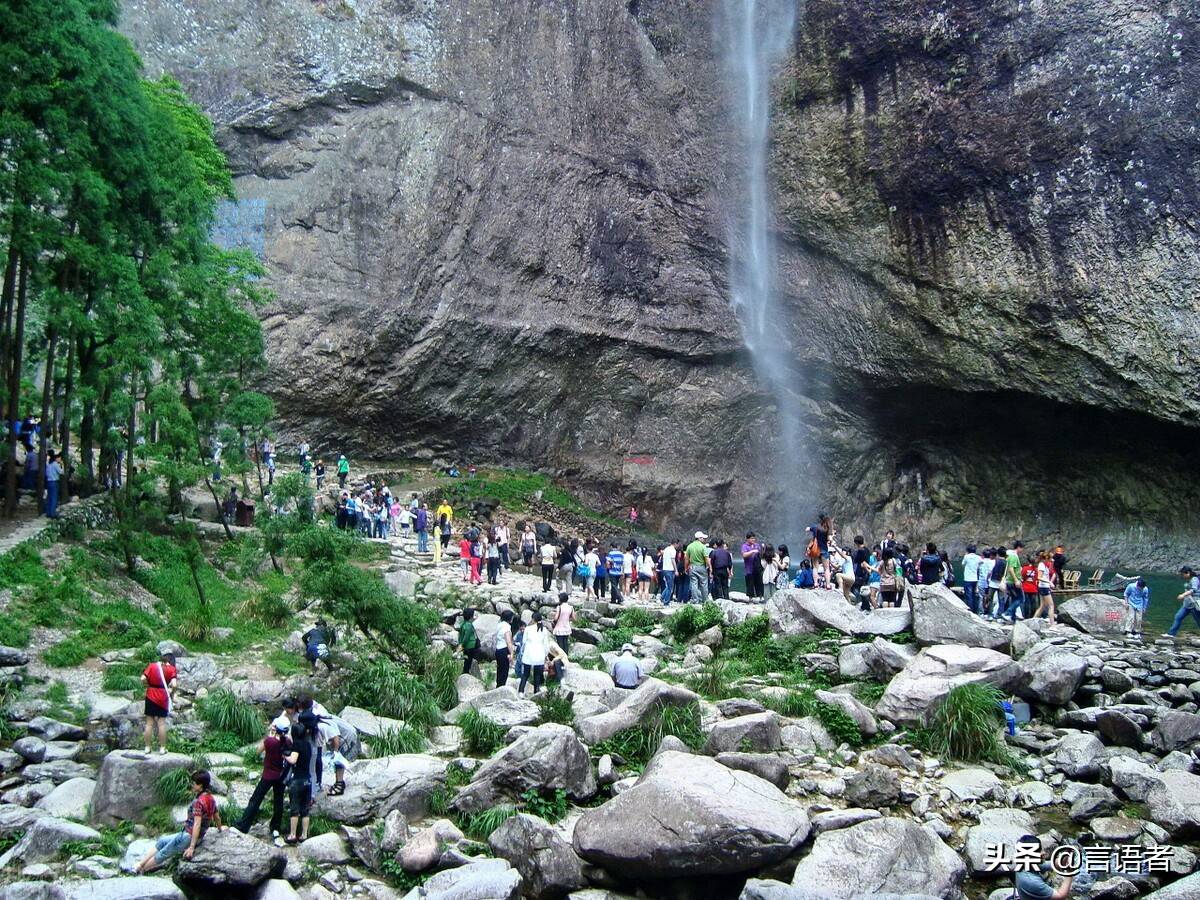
[0,241,19,417]
[35,327,57,513]
[4,257,30,517]
[59,330,74,459]
[125,371,136,498]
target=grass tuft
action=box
[458,708,507,756]
[197,688,262,743]
[371,725,427,756]
[593,702,703,768]
[909,683,1020,768]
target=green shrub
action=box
[307,814,339,837]
[43,640,91,667]
[814,702,862,747]
[534,687,574,726]
[156,768,193,805]
[371,726,427,756]
[458,708,506,756]
[0,614,30,648]
[0,545,50,591]
[265,648,305,677]
[142,804,177,832]
[103,662,143,693]
[854,681,886,706]
[615,608,657,630]
[686,658,734,700]
[238,587,292,629]
[521,788,567,823]
[198,730,246,754]
[914,683,1016,767]
[0,830,24,854]
[593,702,704,767]
[46,681,69,705]
[197,689,262,742]
[458,804,517,840]
[419,651,461,712]
[757,688,817,718]
[597,625,636,653]
[342,658,441,731]
[664,602,724,643]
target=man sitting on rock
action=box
[1013,834,1074,899]
[135,770,224,873]
[610,643,643,690]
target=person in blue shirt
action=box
[1168,566,1200,638]
[605,543,625,604]
[1012,835,1074,899]
[1123,577,1150,637]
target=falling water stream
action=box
[722,0,807,539]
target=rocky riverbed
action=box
[0,525,1197,900]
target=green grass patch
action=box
[458,708,507,756]
[457,804,517,840]
[907,683,1021,768]
[264,648,305,677]
[0,614,31,648]
[142,804,177,832]
[156,767,194,805]
[534,687,574,726]
[0,544,51,592]
[686,658,736,700]
[102,661,144,693]
[521,788,567,823]
[593,702,704,768]
[430,469,624,528]
[197,688,262,743]
[664,602,724,643]
[615,608,658,630]
[342,658,441,731]
[370,725,427,756]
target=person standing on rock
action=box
[961,544,982,614]
[684,531,711,604]
[876,548,900,606]
[435,499,454,534]
[284,721,316,845]
[711,539,734,600]
[1032,550,1057,625]
[495,610,516,687]
[486,529,502,584]
[540,539,557,593]
[583,543,601,598]
[235,716,291,843]
[43,451,63,519]
[636,544,655,601]
[1005,541,1025,617]
[741,533,763,599]
[762,544,780,601]
[605,542,625,603]
[556,540,577,594]
[620,540,636,596]
[552,592,574,654]
[659,539,677,605]
[1123,577,1150,637]
[141,651,177,755]
[1168,566,1200,638]
[414,503,429,552]
[521,524,537,568]
[468,533,484,585]
[495,520,511,570]
[459,608,480,675]
[517,612,567,695]
[439,512,453,552]
[336,454,350,489]
[136,770,224,872]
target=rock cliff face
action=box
[119,0,1200,565]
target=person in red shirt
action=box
[234,716,292,842]
[141,651,177,755]
[1019,557,1040,622]
[459,537,471,581]
[136,770,223,872]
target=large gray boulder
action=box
[839,638,917,681]
[790,817,965,898]
[1051,732,1104,780]
[34,778,95,821]
[1143,872,1200,899]
[910,584,1008,651]
[1105,756,1165,802]
[25,717,86,742]
[1058,593,1127,635]
[488,813,586,899]
[1151,710,1200,753]
[0,816,101,866]
[337,705,406,739]
[312,754,447,825]
[406,858,521,900]
[1144,770,1200,837]
[875,645,1020,726]
[177,828,286,889]
[741,882,942,900]
[454,724,595,814]
[963,808,1035,876]
[1015,640,1087,706]
[90,751,194,826]
[703,712,782,754]
[574,679,699,745]
[64,878,186,900]
[768,589,910,637]
[467,686,541,728]
[573,750,809,877]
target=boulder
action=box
[0,885,64,900]
[558,667,615,696]
[12,738,46,764]
[410,859,521,900]
[24,717,86,742]
[940,768,1003,802]
[768,589,909,637]
[21,761,94,785]
[0,816,101,866]
[455,674,486,704]
[964,808,1036,876]
[1144,770,1200,837]
[454,724,595,814]
[714,753,790,790]
[790,818,965,898]
[1010,619,1048,658]
[384,569,419,599]
[844,764,901,808]
[838,638,917,681]
[1015,641,1087,706]
[910,584,1009,651]
[0,646,29,667]
[313,754,446,825]
[703,712,782,754]
[468,687,542,728]
[90,751,194,826]
[1143,872,1200,899]
[741,881,942,900]
[1011,781,1055,807]
[875,645,1020,726]
[119,838,156,873]
[1051,732,1104,780]
[0,806,49,835]
[573,751,808,877]
[1095,710,1143,748]
[177,827,286,889]
[574,679,699,745]
[1106,756,1165,802]
[815,690,878,737]
[488,813,586,899]
[252,882,300,900]
[64,878,186,899]
[337,706,406,739]
[1151,711,1200,753]
[398,819,463,873]
[298,832,352,865]
[1058,594,1128,636]
[34,778,95,820]
[173,655,221,689]
[809,808,883,837]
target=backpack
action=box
[879,564,898,591]
[806,539,820,560]
[902,558,918,583]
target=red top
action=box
[1020,564,1038,593]
[262,735,289,780]
[459,539,471,558]
[185,792,217,836]
[143,662,177,710]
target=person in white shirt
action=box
[960,544,982,614]
[659,541,677,604]
[495,522,511,570]
[517,613,567,695]
[494,610,516,687]
[539,542,557,593]
[621,541,636,594]
[610,643,642,689]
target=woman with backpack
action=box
[517,613,568,695]
[762,544,780,601]
[521,525,537,568]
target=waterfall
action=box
[722,0,807,538]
